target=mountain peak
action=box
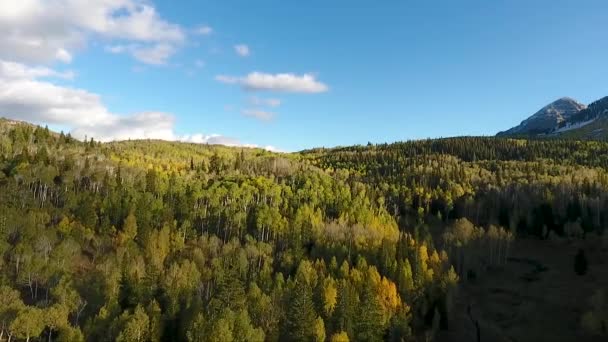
[498,97,586,136]
[556,96,579,103]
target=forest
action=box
[1,118,607,341]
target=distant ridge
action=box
[497,97,586,136]
[497,95,608,140]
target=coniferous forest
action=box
[1,118,608,341]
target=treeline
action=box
[303,138,608,238]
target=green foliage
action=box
[284,279,318,341]
[2,120,606,340]
[11,307,45,341]
[355,284,386,341]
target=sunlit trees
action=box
[11,307,44,342]
[0,286,24,341]
[116,305,150,342]
[4,120,608,340]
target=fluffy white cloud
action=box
[72,111,176,141]
[0,60,74,80]
[0,0,184,65]
[216,72,328,93]
[180,133,240,146]
[242,109,274,121]
[0,61,111,126]
[55,49,73,63]
[234,44,250,57]
[0,60,277,150]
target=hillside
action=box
[1,119,608,341]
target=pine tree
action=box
[333,279,357,339]
[284,280,317,341]
[397,259,414,296]
[210,267,246,315]
[355,284,386,341]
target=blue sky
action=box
[1,0,608,151]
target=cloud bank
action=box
[0,60,276,150]
[0,0,185,65]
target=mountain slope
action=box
[497,97,586,136]
[566,96,608,125]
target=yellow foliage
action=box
[323,278,338,315]
[377,277,401,316]
[314,316,326,342]
[430,250,440,265]
[57,217,72,235]
[330,331,350,342]
[419,245,429,267]
[366,266,381,287]
[349,268,363,286]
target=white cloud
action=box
[179,134,279,151]
[242,109,274,121]
[180,133,239,146]
[194,59,205,68]
[72,111,177,141]
[0,60,277,150]
[249,96,281,107]
[194,25,213,36]
[0,0,184,65]
[0,60,110,126]
[55,49,73,63]
[216,72,328,93]
[0,60,74,80]
[234,44,250,57]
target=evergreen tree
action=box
[284,280,317,341]
[333,280,357,339]
[355,283,386,341]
